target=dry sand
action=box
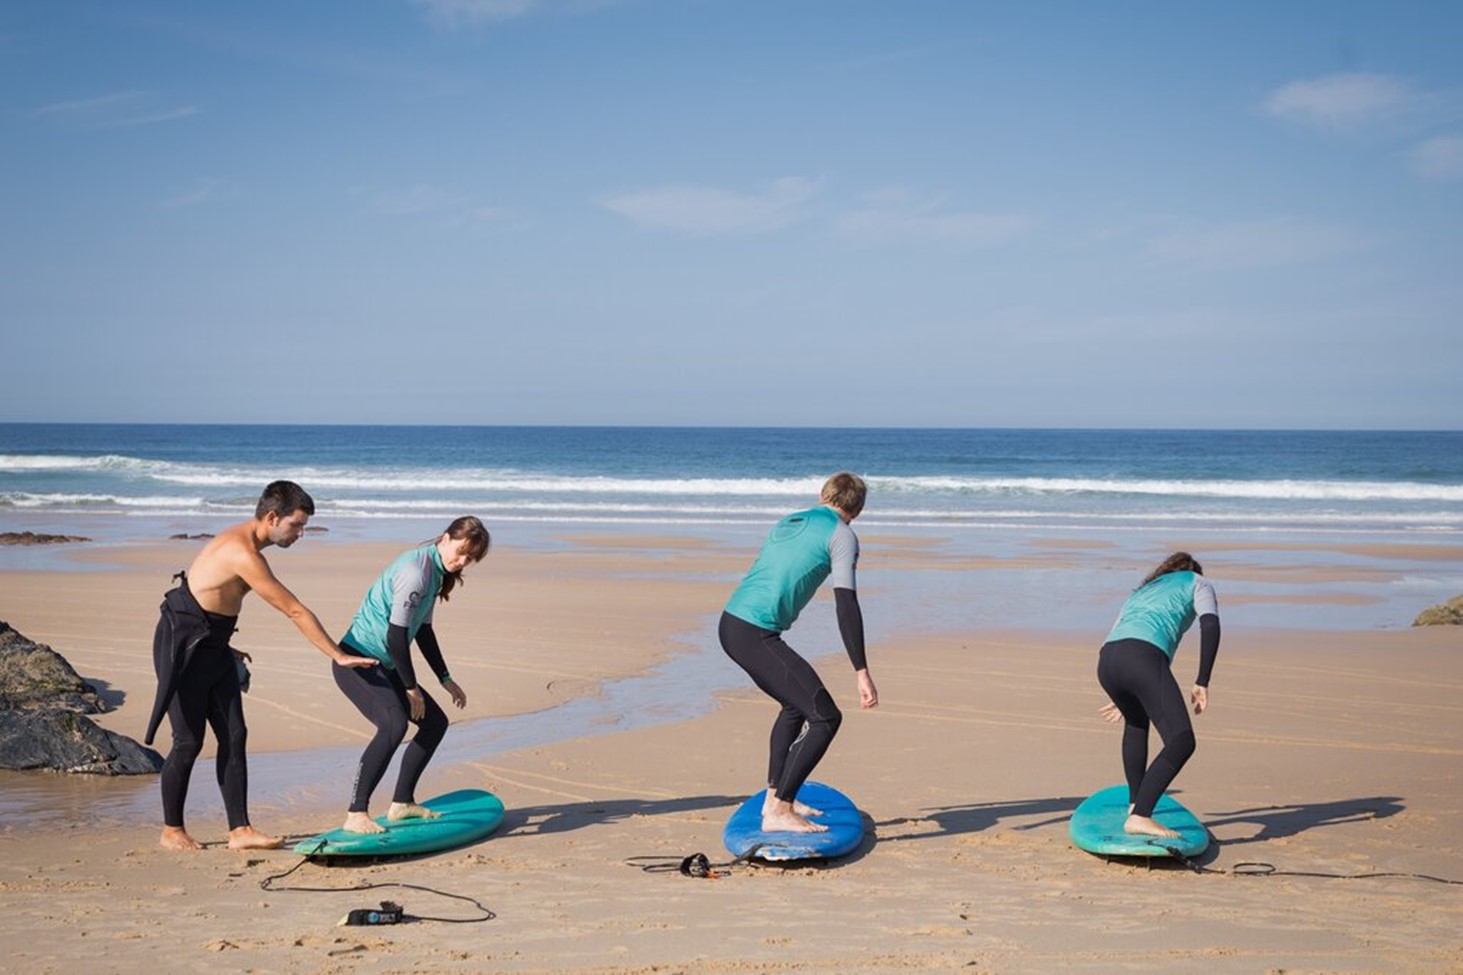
[1,534,1460,974]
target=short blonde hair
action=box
[820,471,867,517]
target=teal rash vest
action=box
[724,505,858,633]
[1105,570,1218,660]
[341,542,443,667]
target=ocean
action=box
[2,424,1461,634]
[3,424,1461,539]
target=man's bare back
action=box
[158,493,372,852]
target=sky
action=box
[2,0,1461,429]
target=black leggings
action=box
[719,612,843,803]
[334,655,449,813]
[159,630,248,830]
[1096,638,1197,818]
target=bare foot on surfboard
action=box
[387,801,440,822]
[159,826,203,851]
[763,788,822,819]
[762,800,829,833]
[342,811,386,834]
[1123,814,1180,839]
[226,825,284,850]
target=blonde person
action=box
[719,473,879,833]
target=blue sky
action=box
[3,1,1460,428]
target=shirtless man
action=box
[146,480,374,851]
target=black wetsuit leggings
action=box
[160,625,249,830]
[333,655,449,813]
[1096,638,1197,818]
[719,612,843,803]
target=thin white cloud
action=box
[33,90,199,129]
[160,178,237,209]
[1263,72,1413,131]
[835,189,1032,246]
[599,178,818,235]
[1408,135,1463,181]
[1146,217,1365,271]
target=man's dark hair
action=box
[255,480,315,519]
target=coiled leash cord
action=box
[257,840,497,924]
[626,845,768,878]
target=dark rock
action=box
[0,621,105,713]
[169,532,214,540]
[0,531,91,545]
[1414,595,1463,626]
[0,710,163,774]
[0,620,162,774]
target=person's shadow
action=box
[873,795,1089,842]
[1201,796,1404,846]
[498,793,746,839]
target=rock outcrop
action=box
[1414,595,1463,626]
[0,620,161,774]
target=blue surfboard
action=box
[294,789,505,858]
[1069,784,1209,858]
[723,782,865,862]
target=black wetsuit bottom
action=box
[719,612,843,803]
[333,652,449,813]
[159,612,249,830]
[1096,638,1197,818]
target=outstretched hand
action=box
[1098,701,1123,724]
[335,654,376,670]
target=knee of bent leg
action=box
[379,707,410,745]
[1169,729,1197,764]
[812,689,843,735]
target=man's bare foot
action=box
[342,811,385,834]
[763,788,822,819]
[1123,814,1180,839]
[226,825,284,850]
[159,826,202,851]
[387,801,440,822]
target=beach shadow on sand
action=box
[84,676,128,709]
[873,795,1089,842]
[1202,795,1405,846]
[497,793,746,838]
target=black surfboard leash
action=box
[256,839,497,923]
[1148,842,1463,885]
[626,844,769,878]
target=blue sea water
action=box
[3,424,1461,538]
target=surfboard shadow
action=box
[1200,795,1404,846]
[494,793,747,838]
[873,795,1089,843]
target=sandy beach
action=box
[1,533,1461,974]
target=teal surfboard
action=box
[723,782,865,862]
[294,789,505,858]
[1069,785,1209,858]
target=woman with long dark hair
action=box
[1096,552,1220,838]
[332,516,491,833]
